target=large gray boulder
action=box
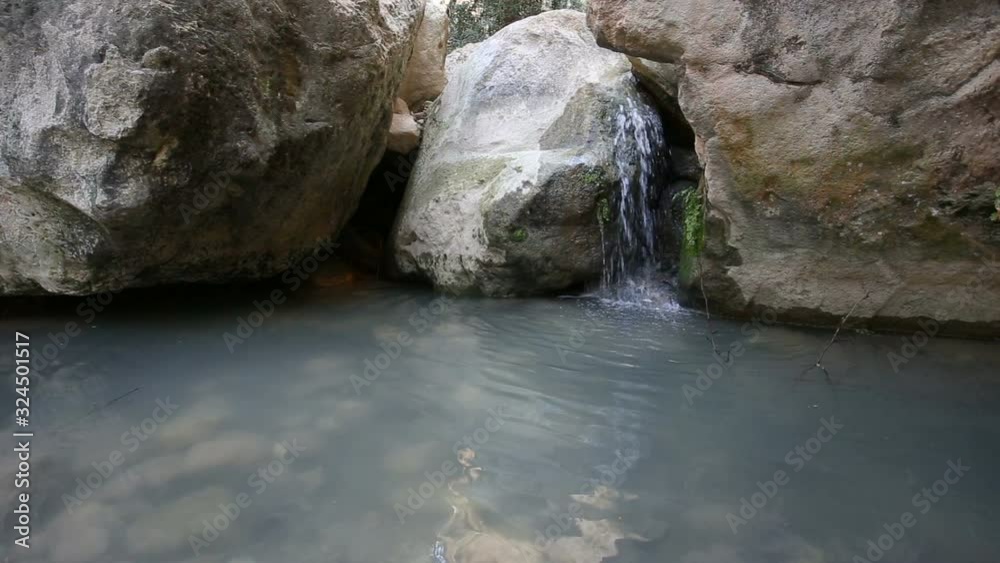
[589,0,1000,334]
[0,0,423,295]
[391,10,655,296]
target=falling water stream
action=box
[601,93,672,306]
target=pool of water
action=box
[1,283,998,563]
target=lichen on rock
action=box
[588,0,1000,334]
[390,10,657,296]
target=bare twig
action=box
[800,289,871,384]
[82,386,142,420]
[695,182,729,362]
[697,253,726,359]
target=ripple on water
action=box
[3,287,998,563]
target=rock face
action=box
[391,10,652,296]
[0,0,423,295]
[388,98,423,155]
[589,0,1000,334]
[398,0,451,107]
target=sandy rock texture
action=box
[589,0,1000,334]
[399,0,451,107]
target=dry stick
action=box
[81,386,142,420]
[697,253,724,357]
[48,386,145,435]
[695,183,729,362]
[802,289,871,384]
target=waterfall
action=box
[600,94,671,305]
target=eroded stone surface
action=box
[399,0,451,107]
[588,0,1000,334]
[391,10,658,296]
[0,0,423,295]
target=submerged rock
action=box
[0,0,423,295]
[588,0,1000,334]
[391,10,659,296]
[436,447,644,563]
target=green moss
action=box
[509,227,528,243]
[676,185,705,283]
[583,169,605,187]
[596,196,611,225]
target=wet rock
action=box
[588,0,1000,334]
[391,10,659,295]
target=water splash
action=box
[600,94,674,308]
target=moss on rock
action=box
[595,196,611,225]
[677,184,704,284]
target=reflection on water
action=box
[1,284,998,563]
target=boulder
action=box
[0,0,423,295]
[390,10,655,296]
[588,0,1000,334]
[398,0,451,107]
[387,98,423,154]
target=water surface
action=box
[1,284,998,563]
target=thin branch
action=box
[800,289,871,384]
[81,387,142,421]
[695,182,728,362]
[697,253,725,358]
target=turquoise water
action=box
[1,283,998,563]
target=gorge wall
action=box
[2,0,998,337]
[589,0,1000,335]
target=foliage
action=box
[675,185,705,283]
[448,0,588,51]
[677,186,704,257]
[596,196,611,225]
[583,169,604,187]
